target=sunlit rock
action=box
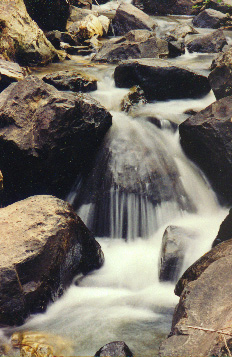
[0,0,59,66]
[0,195,104,326]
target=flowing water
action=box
[1,12,230,357]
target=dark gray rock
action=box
[132,0,193,15]
[93,30,168,63]
[160,242,232,356]
[23,0,70,31]
[0,59,26,93]
[95,341,134,357]
[212,209,232,247]
[179,96,232,205]
[46,30,62,49]
[159,225,194,282]
[112,3,157,36]
[192,8,231,28]
[187,29,227,53]
[168,41,185,57]
[114,59,211,101]
[0,76,112,205]
[0,195,104,326]
[209,45,232,99]
[42,70,97,92]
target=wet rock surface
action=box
[179,96,232,205]
[132,0,193,15]
[0,195,104,326]
[121,85,147,113]
[186,29,227,53]
[42,70,97,92]
[93,30,168,63]
[0,0,59,66]
[95,341,134,357]
[209,45,232,99]
[160,243,232,356]
[112,3,157,36]
[114,59,210,101]
[0,75,112,204]
[159,225,194,282]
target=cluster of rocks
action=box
[1,0,232,356]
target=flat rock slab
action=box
[0,59,26,93]
[160,240,232,356]
[114,59,210,100]
[42,70,97,92]
[93,30,168,63]
[179,95,232,204]
[0,195,103,326]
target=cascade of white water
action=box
[1,47,229,357]
[68,73,220,240]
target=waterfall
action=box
[2,63,228,357]
[67,74,220,240]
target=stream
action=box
[1,8,230,357]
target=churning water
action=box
[1,20,229,356]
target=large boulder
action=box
[186,29,227,53]
[179,96,232,205]
[0,76,112,205]
[42,70,97,92]
[23,0,70,31]
[192,9,231,28]
[112,3,157,36]
[93,30,168,63]
[209,45,232,99]
[114,59,211,101]
[0,195,104,326]
[0,59,26,93]
[160,239,232,356]
[212,209,232,247]
[0,0,59,66]
[95,341,134,357]
[159,225,194,283]
[132,0,193,15]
